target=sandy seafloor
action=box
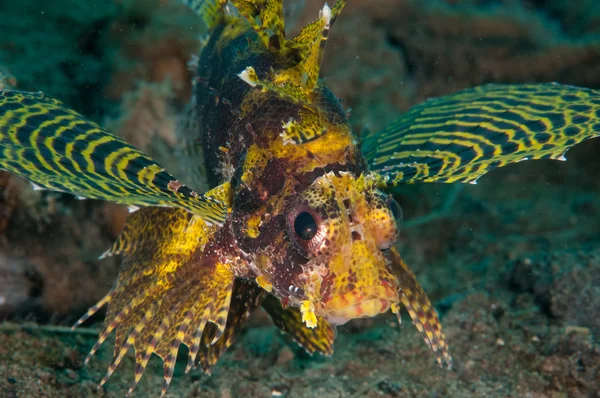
[1,0,599,397]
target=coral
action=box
[0,173,52,235]
[528,0,600,36]
[0,195,121,319]
[0,0,202,113]
[0,173,16,235]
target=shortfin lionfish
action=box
[1,0,599,395]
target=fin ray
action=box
[0,90,227,224]
[236,1,347,99]
[389,249,452,368]
[263,294,336,356]
[197,279,267,372]
[75,207,237,395]
[364,84,600,184]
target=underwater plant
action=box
[0,0,599,396]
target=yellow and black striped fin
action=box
[389,248,452,369]
[181,0,228,30]
[230,0,285,51]
[363,84,600,185]
[0,90,227,224]
[262,294,336,356]
[73,207,237,396]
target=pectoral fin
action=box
[0,90,227,224]
[197,279,267,373]
[364,84,600,185]
[73,202,235,396]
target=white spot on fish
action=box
[30,182,44,191]
[320,3,332,27]
[238,67,257,87]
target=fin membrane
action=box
[364,83,600,184]
[389,248,452,368]
[0,90,227,224]
[234,1,347,98]
[73,206,235,396]
[281,0,346,91]
[231,0,285,51]
[263,294,336,355]
[197,279,267,373]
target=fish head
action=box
[267,171,403,326]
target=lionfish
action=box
[0,0,599,395]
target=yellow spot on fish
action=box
[301,301,318,328]
[245,213,261,238]
[255,275,273,292]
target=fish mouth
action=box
[320,284,399,325]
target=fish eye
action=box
[387,196,403,224]
[294,211,318,240]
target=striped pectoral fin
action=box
[72,206,237,396]
[363,84,600,185]
[0,90,227,225]
[262,294,336,356]
[389,248,452,369]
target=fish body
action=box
[1,0,599,395]
[192,5,399,326]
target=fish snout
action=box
[319,283,399,325]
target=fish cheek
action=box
[231,209,307,300]
[268,245,310,300]
[231,154,289,243]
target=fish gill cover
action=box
[0,0,600,397]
